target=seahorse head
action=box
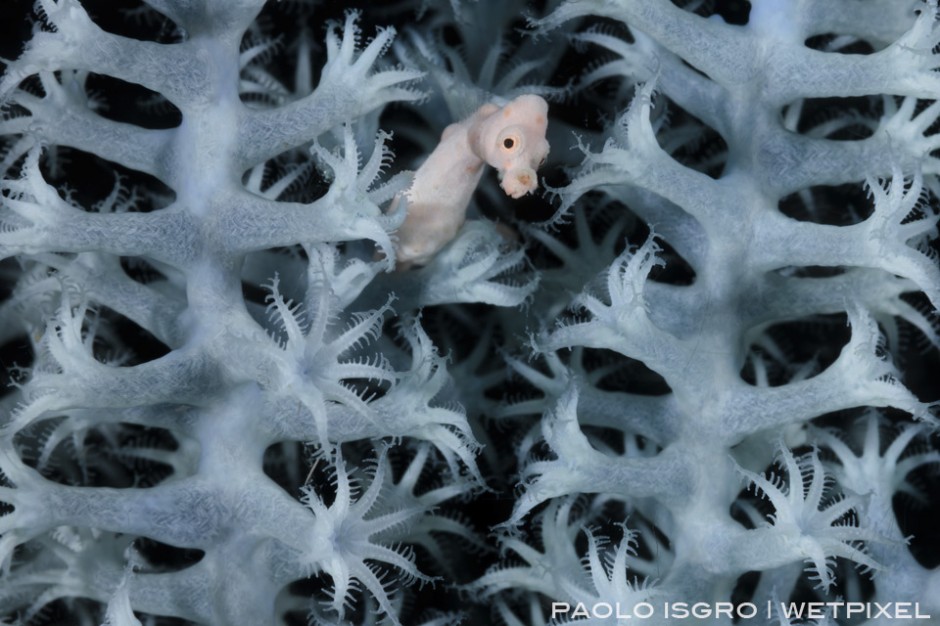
[469,94,550,199]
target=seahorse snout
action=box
[501,167,538,199]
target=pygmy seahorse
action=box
[392,94,550,269]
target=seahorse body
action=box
[393,94,550,269]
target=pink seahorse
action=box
[392,94,550,269]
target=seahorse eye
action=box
[498,127,524,153]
